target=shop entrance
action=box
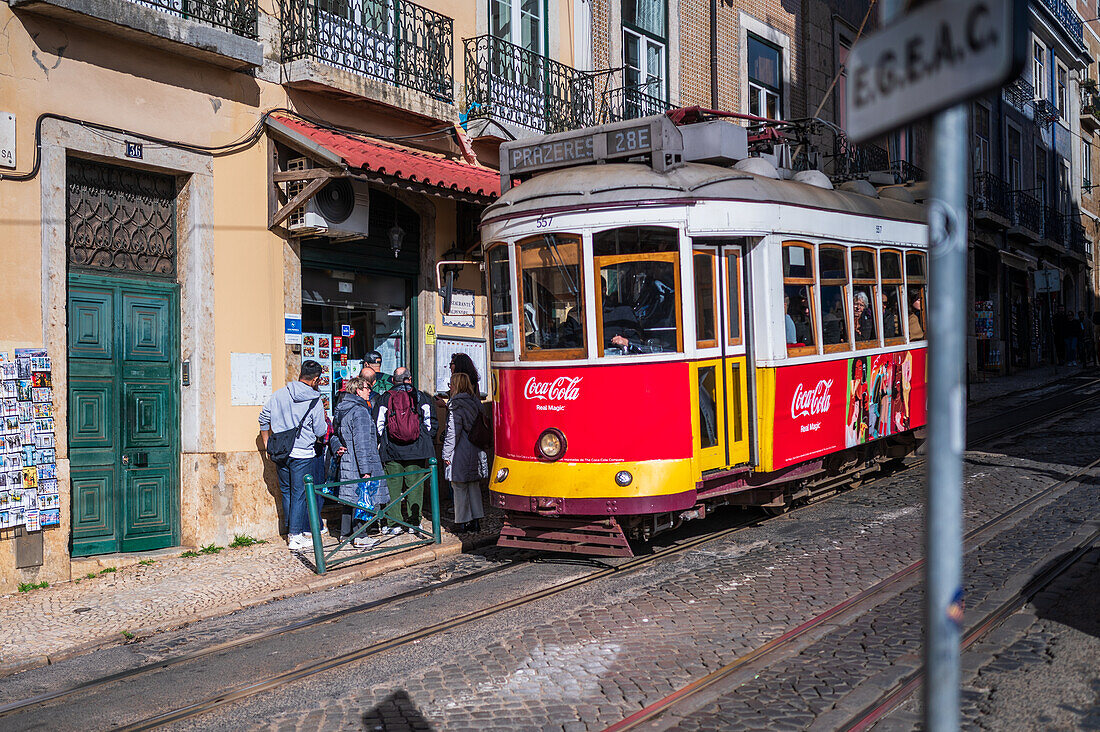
[300,188,421,413]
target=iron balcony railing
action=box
[1038,0,1083,45]
[1011,191,1043,234]
[973,172,1013,219]
[281,0,454,103]
[831,137,889,180]
[889,160,926,183]
[464,35,596,134]
[1003,77,1034,111]
[1064,215,1090,256]
[131,0,257,37]
[1082,89,1100,118]
[1044,206,1066,245]
[600,80,670,123]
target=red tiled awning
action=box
[269,114,499,200]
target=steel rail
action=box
[601,453,1100,732]
[840,528,1100,732]
[5,377,1095,725]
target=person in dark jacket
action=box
[375,367,438,532]
[449,352,481,394]
[442,372,487,532]
[332,376,387,548]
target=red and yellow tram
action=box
[480,114,928,555]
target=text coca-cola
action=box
[523,376,582,402]
[790,379,833,419]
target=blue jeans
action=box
[277,456,315,536]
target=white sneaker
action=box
[289,533,314,551]
[385,526,404,535]
[353,535,379,549]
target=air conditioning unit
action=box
[285,157,370,238]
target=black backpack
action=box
[467,403,493,452]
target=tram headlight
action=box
[537,428,566,461]
[495,467,509,483]
[615,471,633,487]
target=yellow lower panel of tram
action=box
[490,456,695,500]
[690,356,751,476]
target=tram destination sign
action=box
[845,0,1025,142]
[499,116,683,191]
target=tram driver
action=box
[601,268,676,355]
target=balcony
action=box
[1042,206,1067,249]
[1002,78,1033,112]
[1065,216,1091,259]
[281,0,455,121]
[9,0,261,69]
[1008,191,1043,240]
[1037,0,1083,46]
[463,35,598,138]
[1081,89,1100,131]
[972,172,1012,227]
[597,73,671,124]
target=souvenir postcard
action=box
[319,349,330,360]
[37,449,55,465]
[319,337,330,348]
[34,417,54,434]
[4,416,19,433]
[37,463,56,481]
[0,490,8,506]
[32,372,51,388]
[32,387,51,404]
[1,380,15,398]
[2,399,16,417]
[29,356,51,372]
[38,493,59,510]
[8,489,23,507]
[303,335,315,346]
[20,424,34,445]
[22,466,37,489]
[0,510,9,529]
[18,403,32,421]
[16,380,31,402]
[303,345,316,359]
[33,404,52,419]
[40,508,60,527]
[5,434,20,452]
[21,445,35,464]
[2,469,19,488]
[23,490,37,510]
[25,508,39,532]
[0,363,16,380]
[0,455,16,471]
[38,478,57,494]
[36,433,54,449]
[16,359,31,380]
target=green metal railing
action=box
[304,458,440,574]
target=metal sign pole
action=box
[925,104,968,732]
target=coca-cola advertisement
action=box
[496,362,692,463]
[773,349,927,469]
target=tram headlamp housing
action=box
[615,471,633,487]
[495,467,509,483]
[536,428,566,461]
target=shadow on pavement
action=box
[362,689,436,731]
[1030,546,1100,641]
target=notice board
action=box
[434,337,488,396]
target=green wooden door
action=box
[69,273,179,556]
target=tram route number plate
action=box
[845,0,1025,142]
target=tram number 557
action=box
[535,215,553,229]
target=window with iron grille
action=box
[66,158,177,278]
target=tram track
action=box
[2,375,1095,729]
[601,451,1100,732]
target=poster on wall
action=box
[434,338,488,396]
[771,349,927,470]
[302,332,333,415]
[229,353,273,406]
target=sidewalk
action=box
[0,518,500,678]
[969,362,1092,405]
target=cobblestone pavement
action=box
[191,389,1100,730]
[0,511,500,674]
[879,547,1100,732]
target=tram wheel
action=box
[762,504,790,517]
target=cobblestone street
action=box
[0,374,1095,731]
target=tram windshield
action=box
[517,234,586,357]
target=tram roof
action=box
[484,162,926,225]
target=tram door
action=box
[691,242,751,473]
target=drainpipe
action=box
[710,0,719,108]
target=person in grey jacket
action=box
[333,376,386,548]
[442,372,487,533]
[259,360,328,551]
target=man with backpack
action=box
[259,360,329,551]
[375,367,438,532]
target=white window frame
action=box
[739,14,791,121]
[974,102,991,174]
[1007,121,1023,190]
[1033,38,1047,100]
[1056,62,1068,119]
[623,25,667,102]
[490,0,544,53]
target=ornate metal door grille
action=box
[66,158,178,277]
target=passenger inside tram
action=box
[821,288,848,345]
[882,291,902,339]
[852,290,877,343]
[600,264,678,355]
[784,286,814,348]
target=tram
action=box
[480,111,928,556]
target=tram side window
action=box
[880,250,905,343]
[599,259,681,355]
[488,244,514,360]
[819,245,849,350]
[906,251,927,341]
[852,248,879,347]
[783,242,817,355]
[517,234,586,358]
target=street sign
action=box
[1034,268,1061,293]
[845,0,1026,142]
